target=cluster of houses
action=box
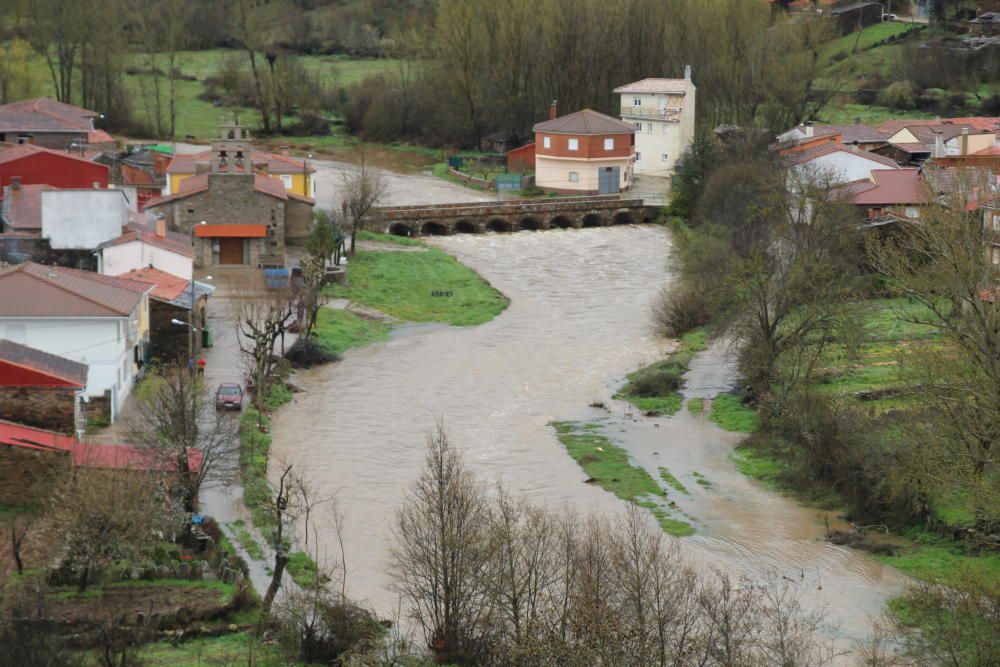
[0,98,315,496]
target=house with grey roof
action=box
[614,69,696,177]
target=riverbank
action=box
[614,328,707,415]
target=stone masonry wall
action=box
[0,387,77,435]
[0,447,70,505]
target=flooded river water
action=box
[269,225,903,648]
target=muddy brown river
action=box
[269,225,903,650]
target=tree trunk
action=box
[261,550,288,614]
[78,564,90,593]
[247,49,271,134]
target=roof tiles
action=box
[533,109,637,135]
[0,262,149,318]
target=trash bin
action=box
[202,327,214,348]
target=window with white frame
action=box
[543,136,551,149]
[636,152,641,162]
[568,138,579,151]
[280,174,293,189]
[603,138,614,150]
[633,98,641,106]
[569,171,579,183]
[647,123,652,133]
[662,153,668,161]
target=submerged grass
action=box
[659,467,689,494]
[551,420,693,536]
[687,398,704,414]
[312,307,391,356]
[325,249,509,326]
[615,328,708,416]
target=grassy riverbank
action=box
[312,308,391,356]
[325,249,509,326]
[615,329,707,415]
[551,420,694,536]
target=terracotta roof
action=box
[613,78,692,94]
[970,146,1000,156]
[533,109,637,135]
[118,267,190,301]
[0,418,203,472]
[877,117,1000,136]
[165,150,315,175]
[0,339,87,386]
[0,141,108,169]
[0,98,112,144]
[145,172,311,208]
[0,262,149,317]
[893,124,992,144]
[1,183,53,230]
[848,169,931,206]
[816,124,888,144]
[194,223,267,238]
[785,142,901,169]
[98,222,195,258]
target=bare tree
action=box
[124,366,239,520]
[341,153,388,256]
[233,288,295,416]
[388,419,494,663]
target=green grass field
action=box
[709,394,757,433]
[325,249,509,326]
[312,307,391,356]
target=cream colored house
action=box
[614,69,696,177]
[886,124,996,157]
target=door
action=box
[218,237,245,264]
[598,166,620,194]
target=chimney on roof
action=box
[93,181,101,189]
[155,219,166,238]
[549,100,558,121]
[962,126,970,155]
[11,177,20,191]
[280,145,290,157]
[684,65,692,81]
[933,130,945,159]
[804,123,814,138]
[852,140,859,153]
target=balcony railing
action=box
[620,106,682,120]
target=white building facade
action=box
[614,70,697,177]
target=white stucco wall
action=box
[0,316,134,419]
[793,151,898,184]
[100,240,193,280]
[535,156,633,192]
[619,88,695,176]
[42,190,129,250]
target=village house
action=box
[775,123,888,152]
[614,70,696,177]
[145,122,315,266]
[0,262,152,422]
[99,144,173,211]
[783,142,901,183]
[0,142,109,199]
[0,181,133,267]
[97,220,195,280]
[116,266,214,364]
[532,106,636,194]
[840,168,931,220]
[164,141,316,200]
[0,98,114,149]
[0,339,87,435]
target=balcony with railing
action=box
[620,106,682,121]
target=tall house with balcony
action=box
[614,68,696,177]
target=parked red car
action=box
[215,383,244,411]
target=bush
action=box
[627,362,684,398]
[652,283,710,337]
[282,113,331,137]
[878,80,917,110]
[285,337,339,369]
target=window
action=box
[993,214,1000,231]
[604,138,614,150]
[662,153,669,161]
[569,171,579,183]
[647,123,652,134]
[568,138,579,151]
[280,174,294,189]
[543,136,551,149]
[635,152,641,162]
[633,98,641,106]
[634,122,642,131]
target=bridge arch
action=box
[518,216,541,231]
[485,218,512,232]
[612,210,634,225]
[549,215,573,229]
[420,221,449,236]
[453,219,479,234]
[388,222,413,237]
[581,213,605,228]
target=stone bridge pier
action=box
[380,196,654,237]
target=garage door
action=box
[218,237,245,264]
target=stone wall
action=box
[284,198,314,246]
[0,387,77,434]
[0,236,97,269]
[0,446,70,505]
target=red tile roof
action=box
[0,98,112,144]
[847,169,931,206]
[784,142,901,169]
[0,418,202,472]
[165,150,315,175]
[1,183,53,230]
[877,117,1000,136]
[0,141,108,168]
[194,223,267,238]
[0,339,87,387]
[97,222,195,258]
[0,262,150,317]
[533,109,637,135]
[146,172,313,208]
[119,267,190,301]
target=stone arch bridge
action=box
[376,195,653,236]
